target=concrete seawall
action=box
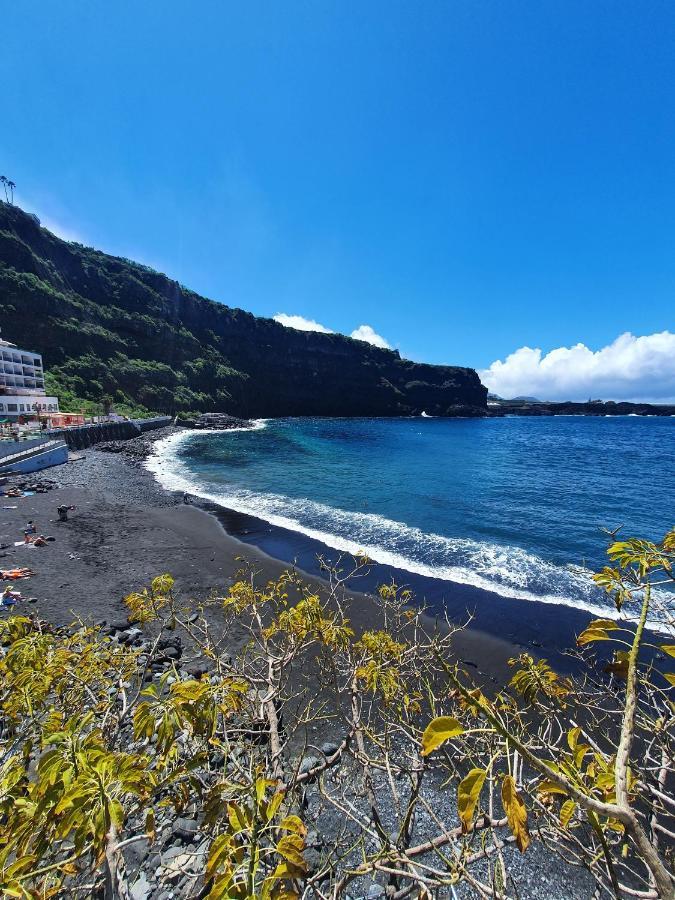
[47,416,172,450]
[0,439,69,475]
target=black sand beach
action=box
[0,427,600,687]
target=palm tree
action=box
[0,176,7,203]
[7,181,15,204]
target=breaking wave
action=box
[145,426,673,631]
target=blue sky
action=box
[2,1,675,399]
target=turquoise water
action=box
[148,416,675,618]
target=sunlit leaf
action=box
[276,834,307,871]
[501,775,530,853]
[457,768,486,832]
[420,716,464,756]
[537,779,568,797]
[560,799,576,828]
[577,618,622,645]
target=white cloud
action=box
[274,314,393,350]
[350,324,392,349]
[480,331,675,403]
[273,313,334,333]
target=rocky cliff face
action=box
[0,203,487,417]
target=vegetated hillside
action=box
[0,203,487,418]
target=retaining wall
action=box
[0,440,69,475]
[0,437,48,459]
[46,416,172,450]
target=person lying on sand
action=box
[0,567,34,579]
[23,534,53,547]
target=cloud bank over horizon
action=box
[273,313,391,349]
[480,331,675,404]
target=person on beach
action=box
[0,567,34,579]
[1,586,20,606]
[26,521,37,534]
[23,533,50,547]
[57,505,75,522]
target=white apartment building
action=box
[0,337,59,420]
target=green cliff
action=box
[0,203,487,418]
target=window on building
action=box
[8,404,17,412]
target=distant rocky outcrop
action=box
[488,400,675,417]
[192,413,253,430]
[0,203,487,418]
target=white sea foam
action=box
[146,427,673,633]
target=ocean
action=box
[147,416,675,624]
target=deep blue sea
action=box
[148,416,675,621]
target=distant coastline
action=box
[487,399,675,417]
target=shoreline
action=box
[89,429,617,670]
[145,419,674,637]
[3,424,646,686]
[142,426,618,671]
[0,431,582,690]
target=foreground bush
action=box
[0,532,673,898]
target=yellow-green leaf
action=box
[536,779,568,797]
[587,618,620,629]
[664,673,675,687]
[278,814,306,837]
[265,790,285,822]
[560,799,576,828]
[577,623,617,646]
[566,727,581,750]
[420,716,464,756]
[660,645,675,658]
[152,574,174,595]
[276,834,307,871]
[457,768,486,831]
[1,884,25,899]
[501,775,530,853]
[145,807,156,843]
[227,802,249,834]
